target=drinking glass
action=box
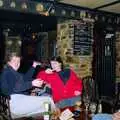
[83,96,90,111]
[89,102,97,117]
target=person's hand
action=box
[74,91,81,96]
[45,68,53,74]
[45,83,51,88]
[32,79,43,87]
[32,61,41,68]
[113,111,120,120]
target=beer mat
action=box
[59,109,74,120]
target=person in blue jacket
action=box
[0,52,41,95]
[0,51,56,119]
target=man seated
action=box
[0,51,56,119]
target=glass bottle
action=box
[97,100,102,113]
[73,101,82,119]
[43,102,50,120]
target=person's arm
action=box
[23,67,35,82]
[1,69,42,95]
[71,70,83,96]
[36,70,49,83]
[23,61,41,81]
[0,70,32,95]
[13,73,32,93]
[0,71,10,95]
[13,75,43,93]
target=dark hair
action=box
[50,56,64,70]
[5,50,21,62]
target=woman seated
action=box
[36,56,83,108]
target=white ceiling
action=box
[60,0,120,14]
[99,3,120,14]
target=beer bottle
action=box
[43,102,50,120]
[97,100,102,113]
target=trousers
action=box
[10,94,56,119]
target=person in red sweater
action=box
[36,56,83,108]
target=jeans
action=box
[55,96,81,108]
[10,94,56,119]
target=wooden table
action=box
[60,106,92,120]
[34,106,92,120]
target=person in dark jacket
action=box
[0,52,42,95]
[0,51,56,119]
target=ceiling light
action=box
[0,0,3,7]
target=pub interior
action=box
[0,0,120,120]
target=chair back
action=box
[114,82,120,112]
[0,93,12,120]
[82,76,96,102]
[97,96,115,114]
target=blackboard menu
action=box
[73,21,93,55]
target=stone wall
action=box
[57,19,93,78]
[116,31,120,82]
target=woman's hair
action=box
[50,56,64,70]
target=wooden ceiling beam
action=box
[94,0,120,10]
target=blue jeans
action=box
[55,96,81,108]
[10,94,56,119]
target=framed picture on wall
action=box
[5,35,21,57]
